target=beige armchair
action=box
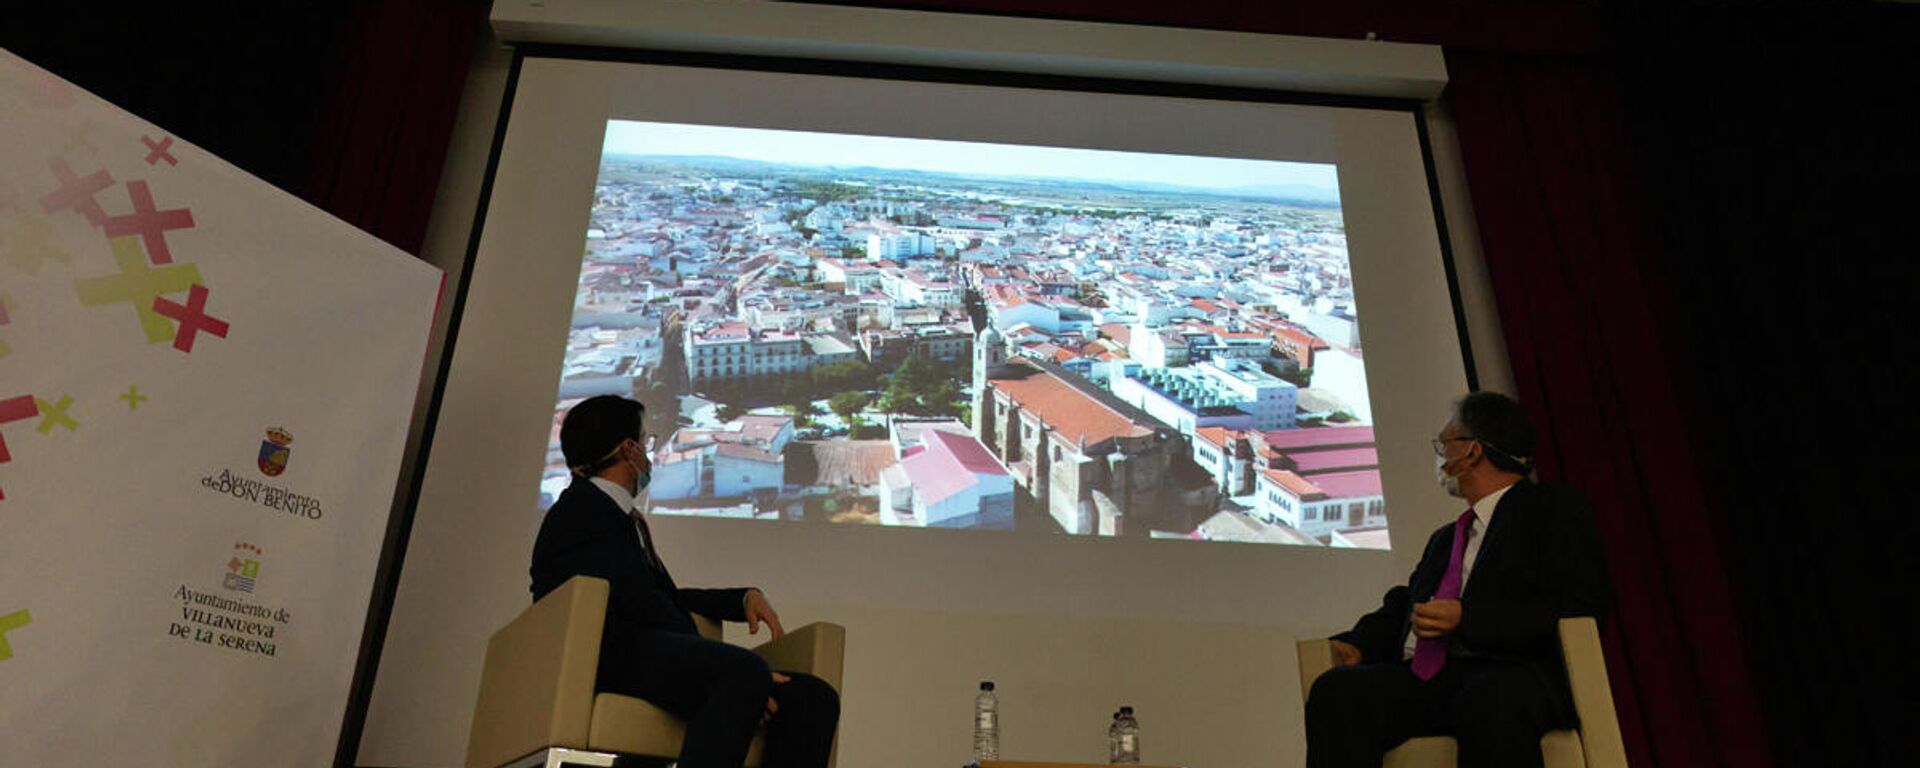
[465,576,846,768]
[1296,617,1626,768]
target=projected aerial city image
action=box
[542,120,1387,549]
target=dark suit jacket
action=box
[1333,479,1611,722]
[531,479,751,687]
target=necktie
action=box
[630,511,667,576]
[1411,507,1477,681]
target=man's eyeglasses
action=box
[1431,436,1476,456]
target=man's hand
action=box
[1329,639,1363,667]
[1411,599,1462,639]
[762,672,790,725]
[744,588,785,639]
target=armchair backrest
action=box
[465,576,610,768]
[1558,616,1625,768]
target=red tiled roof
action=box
[989,360,1153,448]
[1098,323,1133,347]
[1260,468,1325,499]
[1290,447,1379,474]
[1194,426,1236,449]
[1259,426,1376,452]
[1308,470,1383,500]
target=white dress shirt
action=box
[1402,481,1516,660]
[588,476,649,557]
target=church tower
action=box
[971,323,1006,440]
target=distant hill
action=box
[605,153,1341,207]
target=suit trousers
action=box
[605,628,840,768]
[1305,657,1561,768]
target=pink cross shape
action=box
[142,135,178,166]
[103,181,194,265]
[39,158,113,227]
[151,284,229,353]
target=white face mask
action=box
[1434,454,1463,498]
[623,441,652,496]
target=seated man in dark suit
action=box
[530,395,838,768]
[1306,392,1610,768]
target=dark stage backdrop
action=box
[2,1,480,256]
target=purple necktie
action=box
[1412,508,1477,681]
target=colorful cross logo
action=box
[141,135,177,167]
[73,236,202,344]
[151,284,229,353]
[34,395,76,434]
[0,395,37,500]
[102,180,194,265]
[38,157,112,227]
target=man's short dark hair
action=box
[1454,391,1536,474]
[560,395,644,474]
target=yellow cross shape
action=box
[73,236,201,344]
[36,395,77,434]
[0,609,30,662]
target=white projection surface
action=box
[364,56,1474,768]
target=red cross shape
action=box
[142,135,178,166]
[38,157,113,227]
[151,284,229,353]
[103,181,194,265]
[0,394,39,465]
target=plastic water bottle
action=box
[973,681,999,760]
[1111,705,1140,764]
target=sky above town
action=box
[602,120,1339,196]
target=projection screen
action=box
[362,50,1474,768]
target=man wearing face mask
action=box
[530,395,839,768]
[1304,392,1610,768]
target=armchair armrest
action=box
[1558,617,1626,768]
[1296,637,1335,704]
[690,611,723,641]
[753,622,847,692]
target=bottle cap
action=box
[980,681,995,691]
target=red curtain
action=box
[302,0,484,256]
[1442,50,1771,768]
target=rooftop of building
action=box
[784,439,899,488]
[1257,425,1376,452]
[714,442,781,464]
[987,358,1158,449]
[900,429,1009,505]
[1287,447,1379,474]
[1124,367,1250,415]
